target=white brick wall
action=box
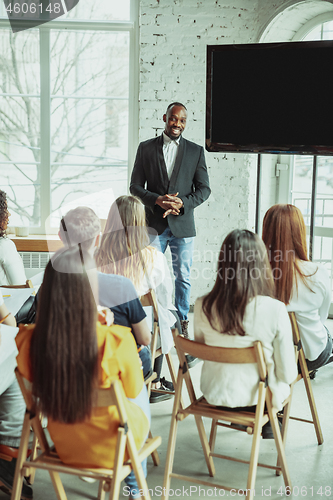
[137,0,325,304]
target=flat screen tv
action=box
[206,40,333,155]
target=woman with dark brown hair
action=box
[262,204,332,372]
[194,229,296,436]
[15,247,150,499]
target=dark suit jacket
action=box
[130,135,211,238]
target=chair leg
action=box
[109,428,127,500]
[194,415,215,477]
[246,386,265,500]
[126,431,151,500]
[165,352,184,410]
[209,419,218,453]
[11,412,31,500]
[26,432,38,485]
[148,430,160,466]
[163,368,183,500]
[276,396,292,477]
[267,403,292,489]
[98,480,106,500]
[302,370,324,445]
[48,471,68,500]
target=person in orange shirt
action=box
[15,247,150,500]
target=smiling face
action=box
[163,105,187,140]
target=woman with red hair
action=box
[262,204,332,372]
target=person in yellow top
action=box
[15,246,150,499]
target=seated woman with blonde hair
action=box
[95,195,181,402]
[15,247,150,500]
[262,204,332,373]
[194,229,297,438]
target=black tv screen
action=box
[206,41,333,155]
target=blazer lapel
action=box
[169,137,184,187]
[156,134,169,187]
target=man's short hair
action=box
[166,102,187,113]
[59,207,101,251]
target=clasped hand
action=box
[156,192,183,218]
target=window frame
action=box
[0,0,139,234]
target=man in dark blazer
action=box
[130,102,211,340]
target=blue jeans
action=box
[0,371,26,448]
[125,385,151,498]
[150,227,194,321]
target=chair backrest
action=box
[175,335,268,383]
[1,279,33,289]
[15,367,130,450]
[288,312,301,346]
[140,289,159,322]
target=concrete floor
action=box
[2,316,333,500]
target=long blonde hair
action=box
[95,195,156,290]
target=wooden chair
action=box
[163,336,294,500]
[140,289,180,468]
[288,312,324,445]
[140,290,178,399]
[1,279,33,289]
[12,368,161,500]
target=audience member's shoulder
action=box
[0,236,17,252]
[299,259,329,283]
[97,271,139,304]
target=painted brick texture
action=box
[138,0,302,303]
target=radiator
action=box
[19,252,52,279]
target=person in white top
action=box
[0,293,32,498]
[0,190,26,286]
[262,204,333,372]
[95,195,182,402]
[194,229,297,437]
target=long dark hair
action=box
[30,247,98,423]
[0,190,9,238]
[202,229,274,336]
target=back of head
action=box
[95,195,152,288]
[31,247,98,423]
[262,204,308,304]
[59,206,101,253]
[202,229,274,336]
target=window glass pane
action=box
[50,166,126,227]
[50,29,129,226]
[315,157,333,228]
[303,20,333,41]
[60,0,130,21]
[0,164,41,227]
[0,29,40,228]
[291,155,313,225]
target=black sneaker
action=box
[150,378,175,403]
[0,457,33,500]
[262,417,282,439]
[160,377,174,391]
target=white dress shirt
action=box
[163,132,180,179]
